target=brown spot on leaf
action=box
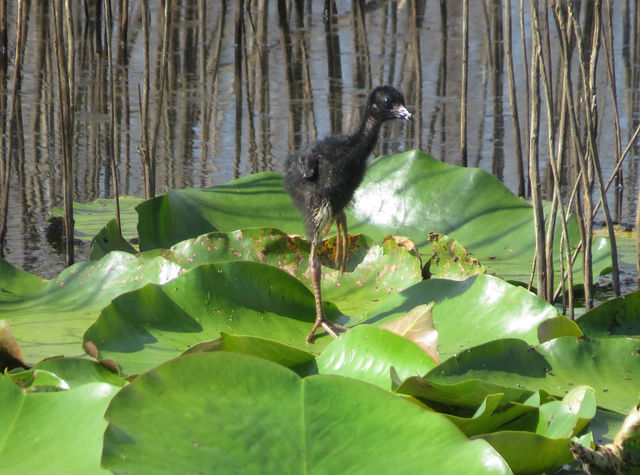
[98,358,120,373]
[85,341,99,358]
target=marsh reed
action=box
[0,1,639,315]
[52,0,75,266]
[0,0,26,258]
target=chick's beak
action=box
[394,104,413,120]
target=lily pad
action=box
[102,352,511,474]
[0,257,47,300]
[586,409,628,446]
[316,324,437,390]
[132,152,611,285]
[498,386,596,438]
[476,390,595,474]
[0,376,119,474]
[83,261,344,375]
[165,228,423,317]
[396,374,536,411]
[136,173,302,251]
[382,302,440,362]
[89,218,137,259]
[182,332,316,371]
[434,393,539,438]
[8,357,126,389]
[479,430,572,474]
[1,225,420,366]
[576,290,640,338]
[423,232,486,279]
[426,337,640,414]
[51,196,142,243]
[350,150,611,284]
[537,315,584,343]
[365,274,558,358]
[0,252,182,364]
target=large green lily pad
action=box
[479,431,572,474]
[364,274,558,358]
[350,150,611,283]
[164,228,422,317]
[576,290,640,338]
[51,196,142,243]
[316,324,437,390]
[1,226,419,366]
[182,332,316,372]
[7,357,125,390]
[102,352,511,474]
[425,337,640,414]
[133,151,610,284]
[83,261,344,375]
[0,376,119,474]
[0,252,183,364]
[436,386,595,473]
[136,173,302,251]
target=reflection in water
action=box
[0,1,639,280]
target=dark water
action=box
[2,0,640,280]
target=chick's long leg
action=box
[306,240,348,343]
[322,211,348,273]
[335,211,348,273]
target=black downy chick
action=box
[284,86,412,342]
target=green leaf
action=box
[89,218,137,260]
[83,261,344,375]
[167,229,423,318]
[576,291,640,338]
[396,375,535,410]
[312,234,423,317]
[365,274,558,358]
[31,358,125,388]
[2,227,419,365]
[423,232,486,279]
[440,393,539,438]
[537,315,584,343]
[479,430,572,474]
[182,332,316,370]
[51,196,142,243]
[316,325,437,390]
[426,337,640,414]
[0,257,46,300]
[499,386,596,439]
[381,302,440,363]
[349,150,611,283]
[102,352,511,474]
[0,252,183,364]
[587,409,627,446]
[563,385,598,435]
[137,173,302,250]
[7,357,125,395]
[0,376,119,474]
[132,152,610,284]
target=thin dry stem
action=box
[528,1,547,300]
[460,0,468,167]
[104,0,121,232]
